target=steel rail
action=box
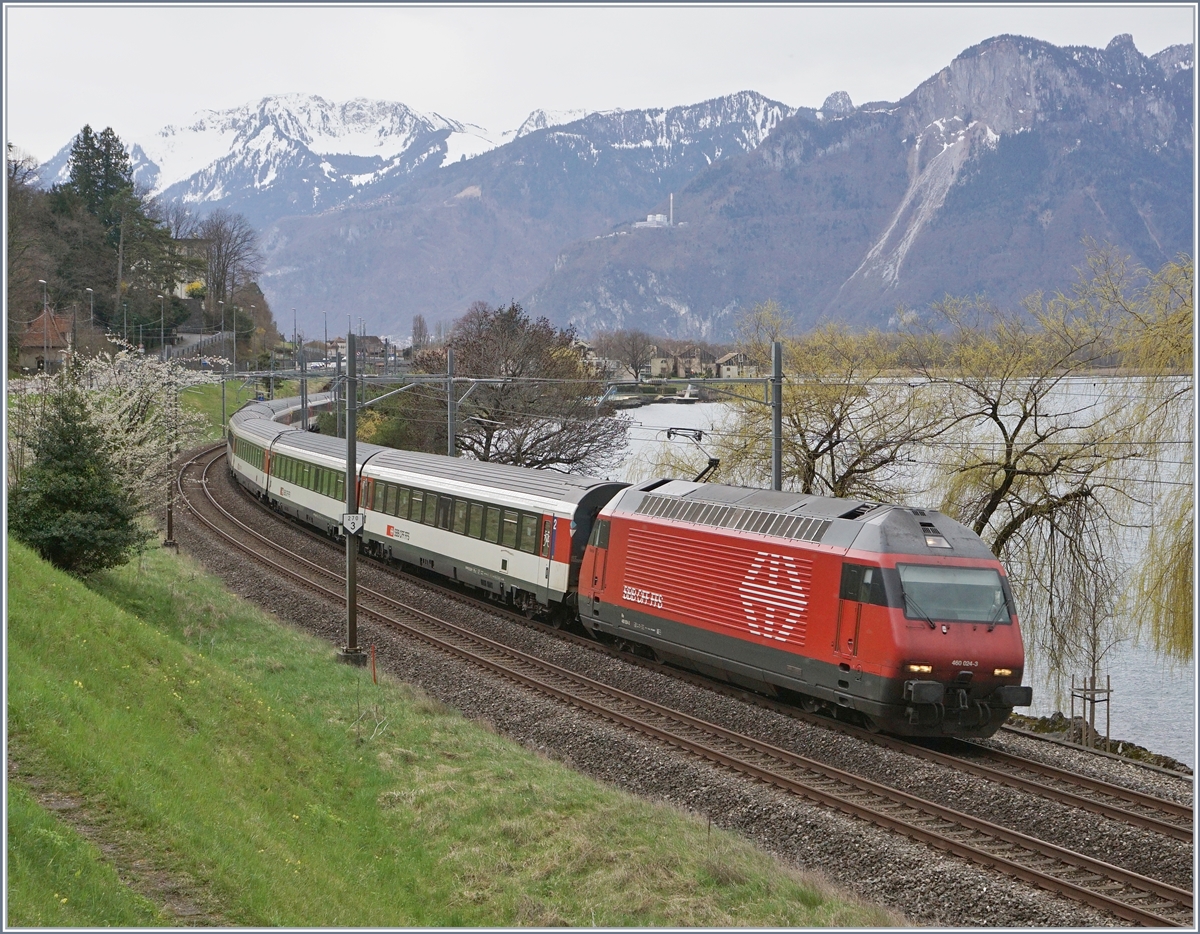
[180,447,1192,927]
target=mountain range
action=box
[36,33,1193,341]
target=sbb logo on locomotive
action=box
[739,552,810,646]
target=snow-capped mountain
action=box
[36,94,554,227]
[260,90,800,335]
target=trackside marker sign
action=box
[342,513,365,534]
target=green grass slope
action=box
[7,541,899,926]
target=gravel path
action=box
[171,452,1193,927]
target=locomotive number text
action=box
[951,659,979,667]
[623,586,664,610]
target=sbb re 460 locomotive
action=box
[227,394,1032,738]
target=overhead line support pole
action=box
[338,332,366,666]
[772,340,783,492]
[447,346,456,457]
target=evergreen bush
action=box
[8,377,150,575]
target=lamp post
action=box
[85,287,94,327]
[37,279,47,371]
[158,294,166,360]
[247,304,256,375]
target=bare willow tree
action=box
[642,314,949,498]
[1091,249,1194,660]
[197,209,262,306]
[906,278,1148,680]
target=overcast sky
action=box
[5,4,1195,163]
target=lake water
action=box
[614,399,1196,768]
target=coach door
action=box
[587,519,611,612]
[538,515,555,595]
[836,563,867,682]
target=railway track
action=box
[180,445,1193,927]
[216,449,1192,842]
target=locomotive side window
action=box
[469,503,484,538]
[484,506,501,543]
[840,563,888,606]
[502,510,520,548]
[518,514,538,553]
[453,500,469,535]
[588,519,610,549]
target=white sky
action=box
[4,4,1196,163]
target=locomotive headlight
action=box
[993,667,1013,677]
[904,663,933,674]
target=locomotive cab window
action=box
[840,563,888,606]
[897,564,1010,624]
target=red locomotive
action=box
[579,479,1031,737]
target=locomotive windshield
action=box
[897,564,1010,624]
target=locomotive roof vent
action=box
[920,521,952,549]
[838,502,879,520]
[910,508,928,516]
[635,493,832,544]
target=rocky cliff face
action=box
[526,34,1192,340]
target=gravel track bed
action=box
[172,453,1190,926]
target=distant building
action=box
[633,213,670,228]
[717,351,758,378]
[170,238,209,299]
[19,310,73,373]
[672,347,717,378]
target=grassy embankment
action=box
[7,540,899,926]
[180,379,307,441]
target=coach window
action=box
[423,493,439,526]
[410,490,424,521]
[502,510,520,549]
[336,475,345,501]
[484,506,501,543]
[396,487,410,518]
[469,503,485,538]
[519,514,538,553]
[383,484,397,515]
[453,500,469,535]
[437,496,453,530]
